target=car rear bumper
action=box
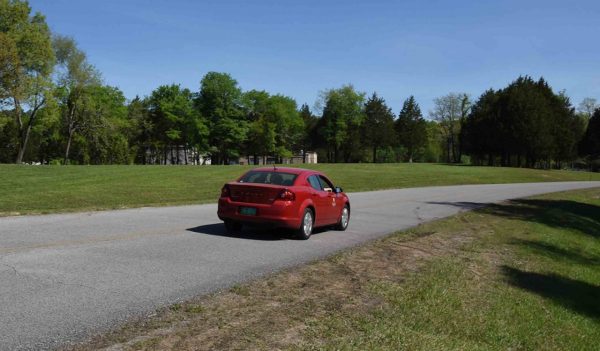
[217,197,301,228]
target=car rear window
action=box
[239,171,298,186]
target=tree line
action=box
[1,0,599,169]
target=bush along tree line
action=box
[1,0,599,169]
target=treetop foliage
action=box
[462,76,585,168]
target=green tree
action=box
[0,32,18,104]
[580,109,600,163]
[298,103,318,162]
[461,89,502,165]
[52,35,101,164]
[430,93,470,163]
[395,96,428,163]
[317,85,366,162]
[242,90,274,164]
[242,90,303,164]
[196,72,247,164]
[147,84,207,164]
[126,96,151,164]
[550,91,584,167]
[268,94,303,161]
[0,0,55,163]
[578,97,598,121]
[462,76,583,168]
[362,92,395,163]
[78,85,128,164]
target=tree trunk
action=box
[15,125,31,164]
[14,95,45,164]
[334,147,339,163]
[453,137,461,163]
[14,104,29,164]
[373,146,377,163]
[64,129,75,165]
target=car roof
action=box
[250,167,317,176]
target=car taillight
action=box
[278,189,295,201]
[221,185,230,198]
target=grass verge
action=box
[1,163,600,216]
[65,187,600,351]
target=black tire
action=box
[335,205,350,231]
[224,220,242,234]
[296,208,314,240]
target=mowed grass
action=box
[67,188,600,351]
[1,163,599,215]
[294,189,600,350]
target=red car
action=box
[217,167,350,239]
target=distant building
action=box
[144,146,210,165]
[144,147,316,166]
[238,151,317,165]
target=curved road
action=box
[1,181,599,350]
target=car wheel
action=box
[335,205,350,231]
[296,208,314,240]
[224,220,242,234]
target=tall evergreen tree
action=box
[580,109,600,162]
[362,93,395,163]
[395,96,427,163]
[298,103,318,162]
[462,76,583,168]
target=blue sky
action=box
[29,0,600,115]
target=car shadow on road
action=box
[187,223,331,241]
[186,223,289,241]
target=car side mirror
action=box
[334,186,343,194]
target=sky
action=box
[28,0,600,115]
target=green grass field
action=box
[1,163,599,215]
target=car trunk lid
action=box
[228,183,283,204]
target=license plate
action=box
[239,207,257,216]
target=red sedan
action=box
[217,167,350,239]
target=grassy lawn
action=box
[68,188,600,351]
[1,163,600,216]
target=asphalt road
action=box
[1,181,599,350]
